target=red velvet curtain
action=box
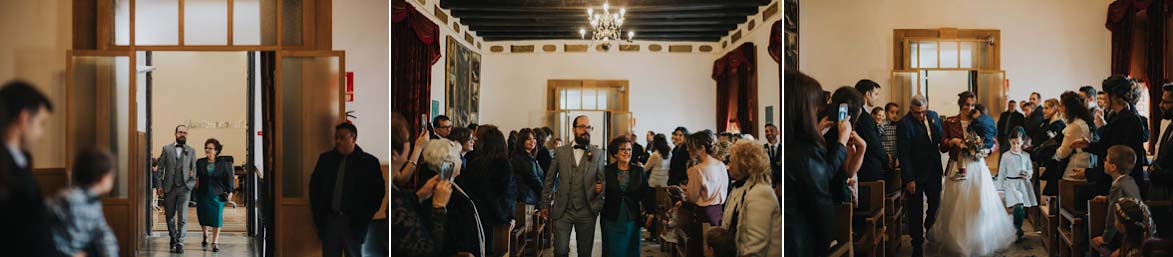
[769,20,782,63]
[713,43,758,138]
[392,0,441,137]
[1106,0,1170,148]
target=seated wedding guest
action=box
[421,137,483,257]
[1048,91,1096,183]
[995,127,1038,240]
[784,70,850,257]
[390,115,453,257]
[722,141,782,257]
[1075,76,1149,195]
[1091,145,1143,252]
[511,128,544,234]
[46,148,119,257]
[458,125,516,257]
[1107,198,1157,257]
[600,136,656,257]
[703,227,735,257]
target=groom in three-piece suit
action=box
[896,95,944,257]
[160,125,197,253]
[540,115,606,257]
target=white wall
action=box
[480,46,719,136]
[799,0,1112,104]
[335,0,389,163]
[0,0,71,168]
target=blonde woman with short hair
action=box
[721,141,782,257]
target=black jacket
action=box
[601,163,656,222]
[1153,122,1173,188]
[997,111,1026,151]
[766,143,782,188]
[784,141,846,257]
[456,155,516,226]
[855,111,889,182]
[0,147,58,257]
[308,146,386,242]
[1024,106,1046,143]
[631,142,649,166]
[511,154,544,205]
[195,157,235,198]
[440,185,481,257]
[897,111,945,183]
[667,145,690,186]
[536,146,553,175]
[1086,108,1149,194]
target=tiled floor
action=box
[152,204,247,232]
[138,232,259,257]
[894,220,1048,257]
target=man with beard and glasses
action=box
[159,125,197,253]
[1147,83,1173,201]
[540,115,606,257]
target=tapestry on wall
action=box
[445,36,481,127]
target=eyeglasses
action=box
[574,125,594,131]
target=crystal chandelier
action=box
[579,2,634,43]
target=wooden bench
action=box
[883,190,902,257]
[1058,180,1097,257]
[1087,198,1110,257]
[1145,201,1172,240]
[853,181,886,257]
[1039,195,1059,257]
[829,203,854,257]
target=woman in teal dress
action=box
[196,138,234,252]
[601,136,657,257]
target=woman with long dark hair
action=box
[784,70,851,257]
[510,128,544,237]
[1075,76,1150,195]
[457,125,516,257]
[646,134,673,188]
[1050,91,1096,183]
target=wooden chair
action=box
[852,181,885,257]
[1039,195,1059,257]
[883,190,902,257]
[1087,198,1111,257]
[1057,180,1097,257]
[829,203,854,257]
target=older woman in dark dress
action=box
[196,138,233,252]
[600,135,657,257]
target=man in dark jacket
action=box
[1150,83,1173,201]
[309,122,386,257]
[1024,92,1046,145]
[998,100,1026,153]
[0,80,57,257]
[853,80,889,183]
[897,95,944,257]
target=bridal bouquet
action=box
[953,132,989,181]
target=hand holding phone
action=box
[439,161,455,181]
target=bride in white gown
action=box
[929,131,1017,256]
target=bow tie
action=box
[573,144,589,150]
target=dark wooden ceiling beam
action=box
[458,17,745,26]
[476,31,728,37]
[450,8,760,19]
[483,35,722,42]
[440,0,770,12]
[469,25,737,33]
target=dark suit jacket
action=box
[631,142,649,167]
[897,111,945,183]
[195,157,235,198]
[855,111,889,182]
[511,153,544,205]
[667,145,690,186]
[308,146,386,242]
[766,143,782,187]
[997,111,1026,150]
[1086,108,1148,194]
[601,164,656,222]
[783,141,846,257]
[1024,106,1046,142]
[536,146,553,175]
[0,147,57,257]
[1153,122,1173,188]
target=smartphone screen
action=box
[439,161,455,181]
[837,103,849,121]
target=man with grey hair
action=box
[896,95,944,257]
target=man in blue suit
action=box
[896,95,944,257]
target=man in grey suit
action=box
[159,125,197,253]
[540,115,605,257]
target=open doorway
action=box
[139,51,264,254]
